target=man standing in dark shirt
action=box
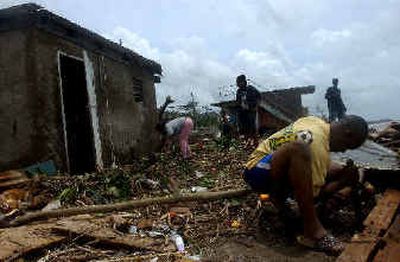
[235,74,261,138]
[325,78,346,122]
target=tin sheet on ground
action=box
[331,140,400,170]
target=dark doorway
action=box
[59,54,96,174]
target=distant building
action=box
[213,86,315,135]
[0,4,162,173]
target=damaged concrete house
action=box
[0,4,162,173]
[213,85,315,135]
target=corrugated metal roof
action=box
[331,140,400,171]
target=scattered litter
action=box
[42,199,61,211]
[185,255,202,261]
[129,225,138,234]
[195,171,205,178]
[231,219,241,228]
[137,178,160,189]
[147,231,165,238]
[170,231,185,252]
[24,160,57,176]
[0,188,28,213]
[191,186,208,193]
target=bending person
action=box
[243,115,368,255]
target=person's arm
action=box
[325,88,330,99]
[255,87,261,104]
[323,161,359,193]
[236,90,241,102]
[338,89,346,112]
[158,96,174,122]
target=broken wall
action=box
[0,27,160,171]
[32,28,160,169]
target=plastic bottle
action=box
[170,232,185,252]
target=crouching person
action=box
[156,96,194,159]
[158,117,194,159]
[243,115,368,255]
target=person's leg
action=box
[329,109,338,122]
[179,118,193,158]
[270,142,326,240]
[237,111,242,136]
[241,110,250,138]
[337,110,345,120]
[247,110,256,135]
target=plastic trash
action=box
[137,178,160,189]
[147,231,164,237]
[170,231,185,252]
[42,200,62,211]
[191,186,207,193]
[186,255,201,261]
[129,225,138,234]
[194,171,205,178]
[231,220,241,228]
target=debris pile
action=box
[370,121,400,153]
[0,135,390,261]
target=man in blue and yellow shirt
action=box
[243,115,368,255]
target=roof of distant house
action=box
[0,3,162,75]
[212,85,315,123]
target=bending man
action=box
[243,115,368,255]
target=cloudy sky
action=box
[2,0,400,120]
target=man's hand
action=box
[166,96,174,104]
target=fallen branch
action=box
[9,188,251,227]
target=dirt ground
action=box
[206,236,335,262]
[0,136,378,261]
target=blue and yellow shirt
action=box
[246,116,330,196]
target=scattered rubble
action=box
[0,135,398,261]
[370,121,400,154]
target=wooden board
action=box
[374,215,400,262]
[363,189,400,234]
[53,217,175,253]
[374,243,400,262]
[381,215,400,244]
[337,189,400,262]
[0,223,66,261]
[0,178,30,191]
[336,243,376,262]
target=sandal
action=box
[297,234,345,256]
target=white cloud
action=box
[107,26,160,60]
[3,0,400,120]
[311,29,352,47]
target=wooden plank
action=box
[0,223,66,261]
[337,189,400,262]
[382,215,400,244]
[363,189,400,234]
[374,243,400,262]
[0,171,26,182]
[53,217,175,253]
[373,215,400,262]
[336,233,378,262]
[0,178,30,191]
